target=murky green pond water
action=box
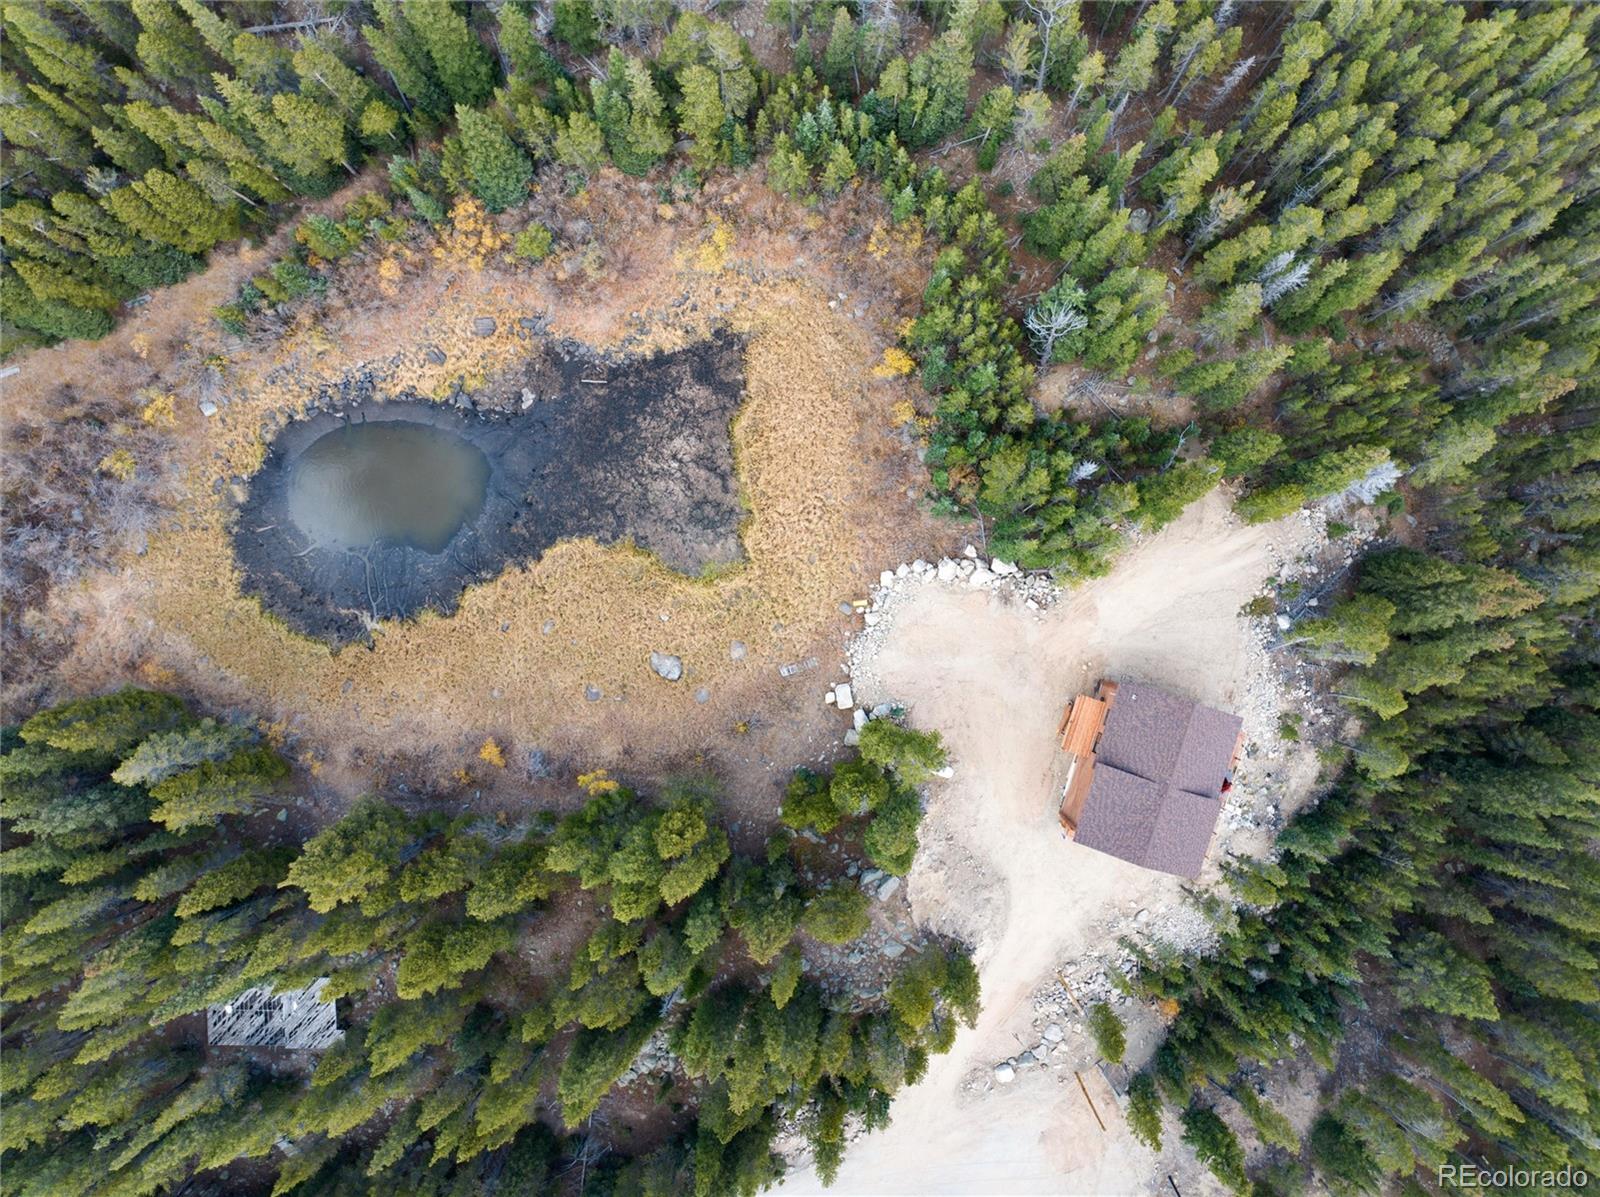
[286,421,489,554]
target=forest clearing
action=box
[1,3,1594,1196]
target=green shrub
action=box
[513,224,554,262]
[801,884,872,944]
[1087,1002,1126,1064]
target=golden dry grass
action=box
[46,171,945,787]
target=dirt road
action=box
[781,490,1323,1195]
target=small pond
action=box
[286,421,490,554]
[234,332,747,646]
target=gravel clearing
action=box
[780,489,1353,1196]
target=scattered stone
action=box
[520,388,536,408]
[843,729,860,746]
[833,683,854,710]
[1043,1023,1064,1043]
[649,652,683,682]
[542,619,555,634]
[932,765,954,780]
[877,876,901,901]
[969,567,996,587]
[694,687,710,704]
[853,708,868,731]
[861,869,886,887]
[963,544,978,559]
[879,569,896,587]
[994,1063,1016,1084]
[864,611,880,627]
[1276,614,1292,631]
[584,685,602,702]
[1128,207,1151,233]
[825,691,837,706]
[936,558,959,582]
[276,808,288,822]
[883,941,907,960]
[729,640,747,661]
[424,346,446,365]
[199,399,218,417]
[472,317,497,337]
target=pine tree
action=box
[592,50,671,176]
[271,92,354,178]
[822,6,858,96]
[408,0,496,108]
[1087,1003,1126,1063]
[452,105,532,212]
[1128,1072,1164,1149]
[677,63,727,171]
[364,0,451,120]
[129,0,215,89]
[1198,281,1263,346]
[1181,1104,1250,1194]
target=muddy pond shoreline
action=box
[234,331,747,646]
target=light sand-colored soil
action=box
[781,490,1325,1196]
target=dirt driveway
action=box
[781,490,1323,1196]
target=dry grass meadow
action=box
[27,171,956,800]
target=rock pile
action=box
[617,1029,678,1087]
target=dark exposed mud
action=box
[234,332,747,646]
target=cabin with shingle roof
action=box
[1057,679,1244,877]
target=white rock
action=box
[864,611,880,627]
[825,691,836,705]
[877,876,901,901]
[991,558,1018,575]
[843,729,860,746]
[879,570,896,587]
[932,765,955,780]
[936,558,958,582]
[896,563,910,578]
[969,567,996,587]
[853,708,868,730]
[833,684,854,711]
[912,559,930,572]
[994,1063,1016,1084]
[964,545,978,559]
[1043,1023,1065,1043]
[199,399,218,417]
[1276,614,1292,631]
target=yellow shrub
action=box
[98,448,137,480]
[890,399,918,427]
[872,347,916,378]
[577,768,620,795]
[478,738,506,768]
[139,391,177,427]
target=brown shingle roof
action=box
[1072,681,1242,876]
[1074,766,1164,864]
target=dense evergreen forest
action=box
[2,0,1596,1194]
[1,691,971,1194]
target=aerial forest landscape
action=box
[0,0,1595,1194]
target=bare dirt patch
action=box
[779,489,1327,1196]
